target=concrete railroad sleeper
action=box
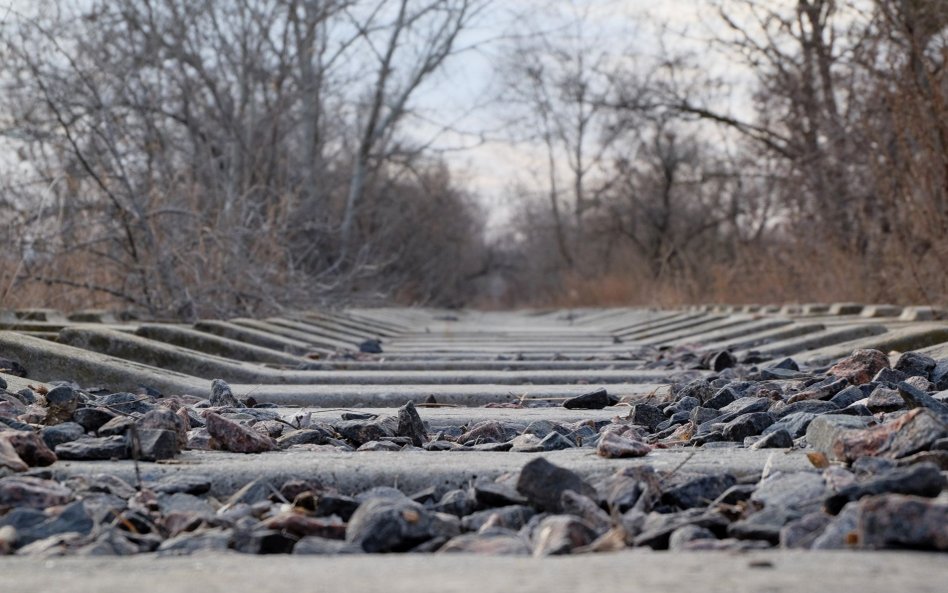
[0,303,946,591]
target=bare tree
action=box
[336,0,486,266]
[0,0,490,316]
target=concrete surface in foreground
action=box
[1,551,944,593]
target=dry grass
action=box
[540,240,948,309]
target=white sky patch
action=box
[403,0,749,233]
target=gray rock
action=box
[773,400,838,419]
[897,381,948,420]
[811,502,859,549]
[135,428,178,461]
[44,386,79,426]
[664,396,700,417]
[457,421,511,445]
[292,536,361,555]
[395,401,427,447]
[722,412,775,441]
[346,497,436,553]
[751,471,826,514]
[138,408,188,450]
[633,508,729,549]
[710,484,756,506]
[882,409,948,458]
[837,403,873,417]
[857,494,948,550]
[232,529,296,554]
[893,352,936,378]
[932,360,948,391]
[562,388,612,410]
[627,404,666,431]
[358,339,383,354]
[461,506,535,532]
[356,440,401,451]
[763,412,817,439]
[559,491,612,534]
[787,377,850,404]
[662,473,737,509]
[824,463,945,514]
[668,524,716,551]
[204,412,277,454]
[751,429,794,449]
[434,489,476,517]
[521,420,569,439]
[780,512,832,549]
[867,387,904,413]
[705,386,739,410]
[595,466,661,513]
[97,416,135,437]
[158,492,215,516]
[872,368,909,386]
[71,408,117,433]
[706,350,736,372]
[0,507,45,535]
[39,422,85,450]
[904,375,935,392]
[516,457,595,513]
[596,432,650,458]
[150,474,212,495]
[210,379,240,408]
[55,436,128,460]
[277,428,334,448]
[830,386,867,408]
[438,531,530,555]
[760,367,804,380]
[771,358,800,371]
[223,478,274,508]
[12,500,93,546]
[804,415,872,454]
[728,505,797,543]
[689,406,722,424]
[158,529,232,555]
[718,397,771,419]
[531,515,596,556]
[676,379,714,405]
[97,392,155,415]
[509,431,574,453]
[472,482,527,508]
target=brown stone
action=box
[0,431,56,467]
[596,432,651,458]
[203,411,277,454]
[261,512,346,539]
[0,476,72,509]
[828,349,889,385]
[457,421,508,445]
[0,438,28,472]
[831,409,947,462]
[438,532,530,555]
[138,408,188,450]
[532,515,597,556]
[857,494,948,550]
[44,385,79,426]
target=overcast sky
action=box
[0,0,746,229]
[407,0,730,229]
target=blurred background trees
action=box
[0,0,945,316]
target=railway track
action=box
[0,304,946,592]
